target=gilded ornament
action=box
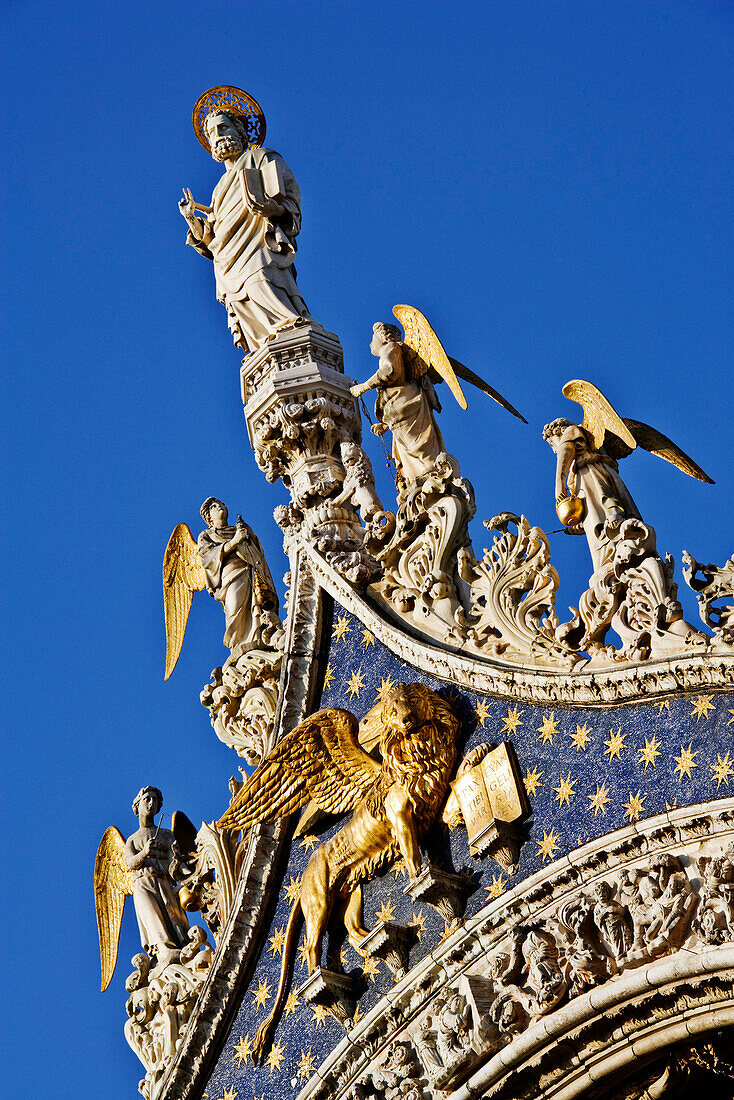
[192,85,266,152]
[555,493,584,527]
[217,681,460,1061]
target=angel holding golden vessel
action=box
[544,379,713,658]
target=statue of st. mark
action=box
[179,86,311,353]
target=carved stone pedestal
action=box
[404,864,471,927]
[469,819,524,874]
[357,920,417,979]
[297,966,357,1028]
[242,324,383,587]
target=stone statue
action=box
[180,86,310,354]
[544,379,712,660]
[94,787,200,987]
[95,789,215,1098]
[350,305,524,487]
[163,499,283,764]
[163,497,281,678]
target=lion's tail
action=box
[253,895,302,1063]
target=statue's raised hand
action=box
[179,187,198,221]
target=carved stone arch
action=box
[453,948,734,1099]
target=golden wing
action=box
[393,304,468,410]
[163,523,207,680]
[621,419,714,484]
[218,709,381,831]
[562,379,637,453]
[94,826,134,991]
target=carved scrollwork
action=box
[375,453,475,645]
[683,552,734,647]
[200,649,281,766]
[459,512,580,666]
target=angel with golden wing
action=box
[543,380,713,657]
[94,786,200,991]
[163,497,280,680]
[350,305,525,484]
[544,380,713,570]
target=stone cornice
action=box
[295,537,734,707]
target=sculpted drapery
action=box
[186,144,310,352]
[197,520,277,653]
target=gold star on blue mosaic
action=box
[537,828,560,861]
[729,709,734,726]
[501,704,523,737]
[711,752,734,789]
[323,663,335,691]
[251,978,272,1010]
[284,874,301,904]
[266,1040,285,1075]
[570,722,592,751]
[604,727,627,761]
[673,743,699,781]
[588,782,611,817]
[232,1034,252,1066]
[524,766,543,797]
[284,991,300,1016]
[474,697,491,727]
[297,1049,316,1082]
[376,674,396,704]
[623,790,646,821]
[638,734,662,770]
[362,955,382,979]
[268,926,286,956]
[486,873,506,898]
[332,614,351,642]
[409,909,427,940]
[345,666,365,698]
[553,772,576,807]
[360,628,375,647]
[392,858,407,880]
[537,712,559,744]
[218,1089,238,1100]
[311,1004,328,1026]
[300,834,318,853]
[656,699,671,714]
[376,899,396,923]
[691,694,715,722]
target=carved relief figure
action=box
[350,306,524,486]
[592,880,633,963]
[180,87,310,353]
[544,379,712,659]
[216,682,460,1060]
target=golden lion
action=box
[218,681,459,1060]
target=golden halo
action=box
[192,86,266,152]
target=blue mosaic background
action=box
[206,604,734,1100]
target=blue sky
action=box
[2,2,733,1096]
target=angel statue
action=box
[350,305,526,486]
[543,380,713,658]
[163,497,281,680]
[180,86,311,354]
[216,681,460,1060]
[94,786,200,990]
